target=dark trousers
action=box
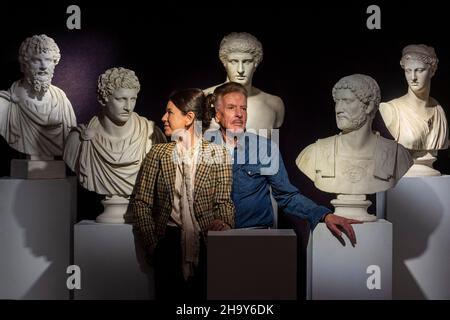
[154,226,207,301]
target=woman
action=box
[130,88,234,300]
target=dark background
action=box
[1,1,449,220]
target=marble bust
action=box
[379,44,449,176]
[204,32,285,134]
[63,67,166,223]
[0,34,76,158]
[297,74,413,221]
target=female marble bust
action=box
[379,44,449,176]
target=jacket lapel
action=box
[160,142,176,205]
[194,140,212,199]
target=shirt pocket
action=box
[238,164,264,193]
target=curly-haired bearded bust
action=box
[296,74,412,222]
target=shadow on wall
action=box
[12,178,76,299]
[387,178,443,299]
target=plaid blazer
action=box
[130,139,234,251]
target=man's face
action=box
[403,58,433,94]
[103,88,138,125]
[224,52,257,86]
[215,92,247,133]
[334,88,368,133]
[24,51,56,93]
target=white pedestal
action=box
[207,229,297,300]
[381,175,450,299]
[307,219,392,300]
[73,221,154,300]
[0,177,76,299]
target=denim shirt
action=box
[206,130,330,229]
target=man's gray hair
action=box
[219,32,263,65]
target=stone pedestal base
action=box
[405,151,440,177]
[331,194,376,222]
[96,195,131,224]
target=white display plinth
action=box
[0,177,76,299]
[74,221,154,300]
[207,229,297,300]
[307,219,392,300]
[380,175,450,300]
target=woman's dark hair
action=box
[169,88,211,132]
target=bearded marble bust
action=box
[297,74,413,221]
[379,44,449,176]
[0,34,76,158]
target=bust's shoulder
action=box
[254,88,284,107]
[203,83,225,95]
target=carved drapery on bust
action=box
[0,35,76,157]
[64,113,165,196]
[379,44,449,176]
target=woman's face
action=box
[403,58,433,95]
[161,101,189,136]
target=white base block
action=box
[0,177,76,299]
[307,219,392,300]
[74,221,154,300]
[10,159,66,179]
[383,175,450,299]
[207,229,297,300]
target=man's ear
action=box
[365,101,375,116]
[215,109,221,124]
[99,96,108,107]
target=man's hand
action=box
[324,213,362,247]
[207,219,231,231]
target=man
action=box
[205,82,359,245]
[205,32,285,133]
[297,74,413,221]
[379,44,449,176]
[0,34,76,158]
[63,67,166,222]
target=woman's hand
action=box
[207,219,231,231]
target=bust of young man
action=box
[296,74,413,221]
[379,44,449,176]
[204,32,285,134]
[63,67,165,222]
[0,34,76,158]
